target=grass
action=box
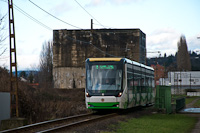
[172,95,199,105]
[172,94,187,99]
[194,98,200,107]
[171,95,187,104]
[186,96,199,104]
[107,114,196,133]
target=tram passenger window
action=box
[137,87,141,92]
[148,78,151,87]
[146,77,149,87]
[127,73,133,90]
[134,73,141,93]
[150,78,152,87]
[141,78,145,86]
[141,87,145,93]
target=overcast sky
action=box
[0,0,200,70]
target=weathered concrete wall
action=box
[53,67,85,89]
[53,29,146,89]
[53,29,146,68]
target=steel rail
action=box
[1,113,93,133]
[36,113,117,133]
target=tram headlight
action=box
[118,92,122,97]
[86,92,90,97]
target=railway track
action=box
[1,112,117,133]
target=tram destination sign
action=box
[96,65,115,70]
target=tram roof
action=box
[88,58,122,62]
[124,58,154,71]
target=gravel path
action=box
[186,97,200,108]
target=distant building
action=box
[53,29,146,89]
[151,64,165,85]
[159,71,200,94]
[20,77,27,82]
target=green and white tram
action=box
[85,58,154,109]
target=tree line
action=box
[147,51,200,71]
[147,36,200,72]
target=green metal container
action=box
[155,85,172,114]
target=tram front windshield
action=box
[86,64,123,96]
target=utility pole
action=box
[90,19,93,45]
[8,0,19,117]
[91,19,93,31]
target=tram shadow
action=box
[93,105,154,115]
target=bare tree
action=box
[29,64,39,83]
[38,41,53,89]
[0,14,7,58]
[177,35,191,71]
[0,67,10,92]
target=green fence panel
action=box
[176,98,185,112]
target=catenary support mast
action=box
[8,0,19,117]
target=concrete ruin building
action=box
[53,29,146,89]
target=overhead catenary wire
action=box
[28,0,82,29]
[73,0,124,45]
[61,36,117,57]
[14,5,116,57]
[27,0,117,57]
[93,23,116,29]
[0,0,52,31]
[15,10,115,57]
[14,5,53,31]
[74,0,106,29]
[0,0,117,57]
[90,43,116,57]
